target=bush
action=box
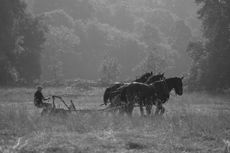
[98,56,121,84]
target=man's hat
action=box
[37,86,43,90]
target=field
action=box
[0,87,230,153]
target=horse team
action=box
[103,72,184,116]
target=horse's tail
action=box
[103,88,110,105]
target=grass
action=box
[0,87,230,153]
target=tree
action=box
[33,0,95,21]
[0,0,25,85]
[186,41,207,90]
[162,0,198,19]
[0,0,46,85]
[41,25,80,81]
[188,0,230,91]
[170,20,192,52]
[134,51,167,74]
[15,14,47,84]
[170,20,192,74]
[42,9,75,28]
[140,24,162,46]
[146,9,176,36]
[99,56,121,83]
[25,0,200,80]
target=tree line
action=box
[2,0,229,92]
[0,0,46,86]
[187,0,230,91]
[30,0,195,82]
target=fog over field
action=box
[1,0,230,153]
[2,0,202,84]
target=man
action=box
[34,86,52,109]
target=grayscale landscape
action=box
[1,0,230,153]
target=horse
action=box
[143,76,184,115]
[103,72,165,114]
[105,73,165,115]
[116,72,166,115]
[103,72,154,106]
[119,76,184,116]
[153,77,184,115]
[103,82,125,106]
[119,79,169,116]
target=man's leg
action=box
[42,103,52,109]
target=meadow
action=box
[0,87,230,153]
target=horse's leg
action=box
[146,104,152,116]
[125,103,133,117]
[118,108,125,115]
[123,93,134,117]
[160,106,165,115]
[130,103,134,116]
[155,100,165,116]
[154,99,161,115]
[118,103,126,116]
[139,100,144,116]
[125,97,134,117]
[111,95,120,115]
[155,107,160,115]
[119,97,127,115]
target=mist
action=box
[22,0,200,83]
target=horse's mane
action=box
[145,73,164,84]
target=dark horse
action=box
[153,77,184,115]
[103,72,156,106]
[103,72,165,113]
[119,80,169,116]
[119,77,184,116]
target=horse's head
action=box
[145,72,165,84]
[173,77,184,95]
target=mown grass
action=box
[0,88,230,153]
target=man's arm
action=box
[41,93,50,101]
